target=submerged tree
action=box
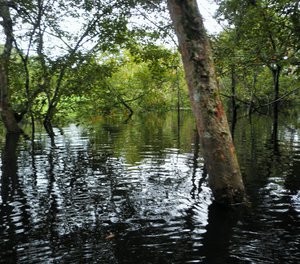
[216,0,300,111]
[0,1,22,133]
[167,0,245,205]
[3,0,176,132]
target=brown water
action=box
[0,111,299,263]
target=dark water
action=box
[0,111,299,263]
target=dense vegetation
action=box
[214,0,300,112]
[1,0,299,133]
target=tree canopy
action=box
[214,0,300,112]
[0,0,299,135]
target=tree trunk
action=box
[167,0,245,205]
[231,66,237,112]
[43,102,57,138]
[0,1,21,133]
[271,66,281,115]
[249,70,257,115]
[271,66,280,154]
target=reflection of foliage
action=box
[233,108,300,194]
[86,111,196,165]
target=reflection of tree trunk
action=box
[283,128,299,195]
[1,134,20,204]
[190,128,208,197]
[47,147,59,242]
[201,203,241,263]
[30,119,38,186]
[1,134,31,213]
[191,128,200,198]
[168,0,245,205]
[269,66,280,154]
[249,116,257,167]
[272,105,279,155]
[0,134,20,263]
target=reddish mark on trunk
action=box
[229,143,236,156]
[220,153,226,161]
[215,101,225,120]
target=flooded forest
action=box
[1,0,300,263]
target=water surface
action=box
[0,111,299,263]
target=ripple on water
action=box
[1,112,299,263]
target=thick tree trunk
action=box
[167,0,245,205]
[0,1,22,133]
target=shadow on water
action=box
[0,110,299,263]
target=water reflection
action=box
[1,134,20,263]
[0,111,299,263]
[201,204,244,264]
[232,110,300,263]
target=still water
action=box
[0,111,299,263]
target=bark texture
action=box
[167,0,245,205]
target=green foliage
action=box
[60,47,189,119]
[6,41,187,122]
[214,0,300,108]
[2,0,184,128]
